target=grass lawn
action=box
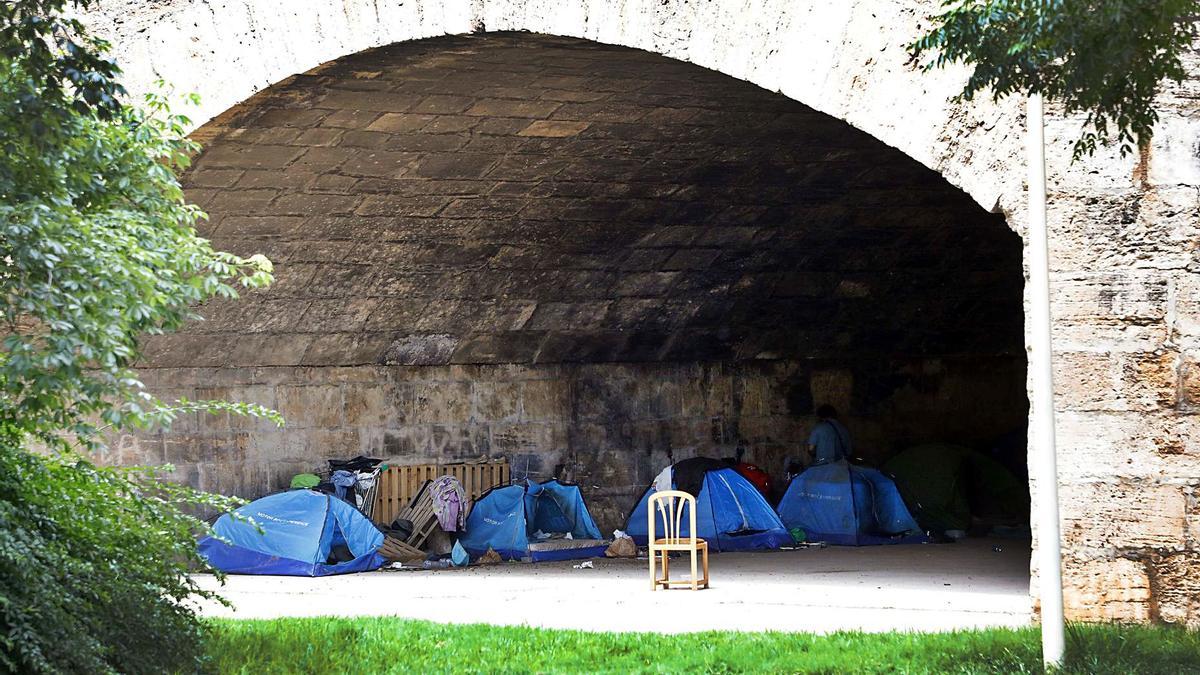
[206,618,1199,674]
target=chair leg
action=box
[690,547,698,590]
[650,547,657,591]
[702,546,709,588]
[662,550,670,584]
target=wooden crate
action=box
[372,461,509,525]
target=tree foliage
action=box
[912,0,1199,159]
[1,1,278,672]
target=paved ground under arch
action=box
[193,537,1030,633]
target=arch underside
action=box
[136,33,1028,537]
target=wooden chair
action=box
[648,490,709,591]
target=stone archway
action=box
[84,0,1200,627]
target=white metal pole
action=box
[1026,92,1066,669]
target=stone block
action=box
[366,113,435,133]
[226,385,280,432]
[809,369,853,415]
[383,335,458,366]
[613,272,678,297]
[525,302,609,331]
[340,150,420,178]
[1175,273,1200,344]
[300,332,389,366]
[1182,354,1200,411]
[319,109,382,130]
[450,332,545,364]
[384,134,469,153]
[288,147,358,172]
[1061,557,1152,623]
[534,331,627,364]
[338,130,393,148]
[410,153,501,179]
[464,98,560,118]
[1060,481,1188,552]
[422,115,480,134]
[520,379,568,421]
[427,423,477,458]
[1054,411,1200,479]
[518,120,590,137]
[196,144,303,170]
[1148,552,1200,627]
[1055,351,1177,412]
[185,169,243,188]
[206,188,279,213]
[661,248,720,271]
[473,381,521,421]
[365,298,430,332]
[355,194,448,217]
[316,89,422,112]
[1053,273,1168,325]
[412,381,472,424]
[252,108,330,128]
[267,192,361,216]
[293,128,343,146]
[411,95,475,114]
[276,385,343,428]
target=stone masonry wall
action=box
[129,358,1025,533]
[83,0,1200,625]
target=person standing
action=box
[781,404,853,482]
[807,404,852,465]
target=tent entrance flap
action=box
[460,480,608,562]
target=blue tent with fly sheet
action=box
[776,460,927,545]
[625,464,791,552]
[459,480,607,562]
[198,490,385,576]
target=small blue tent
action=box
[459,480,607,562]
[776,460,927,546]
[625,466,792,552]
[198,490,385,576]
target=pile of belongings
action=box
[459,480,609,562]
[776,459,927,546]
[430,475,467,532]
[625,457,792,551]
[199,490,385,576]
[318,456,384,519]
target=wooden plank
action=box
[372,460,508,524]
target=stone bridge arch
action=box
[84,0,1024,214]
[83,1,1200,627]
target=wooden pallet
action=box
[378,535,424,563]
[373,461,509,525]
[395,481,440,550]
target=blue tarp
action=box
[459,480,606,562]
[625,467,792,552]
[198,490,385,576]
[776,460,928,546]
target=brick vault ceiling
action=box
[145,33,1024,369]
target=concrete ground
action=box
[193,538,1031,634]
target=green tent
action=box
[883,444,1029,533]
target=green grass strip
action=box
[206,617,1199,674]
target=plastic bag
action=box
[605,537,637,558]
[451,540,469,567]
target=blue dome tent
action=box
[625,463,792,552]
[459,480,607,562]
[198,490,385,576]
[776,460,928,546]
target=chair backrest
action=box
[648,490,697,542]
